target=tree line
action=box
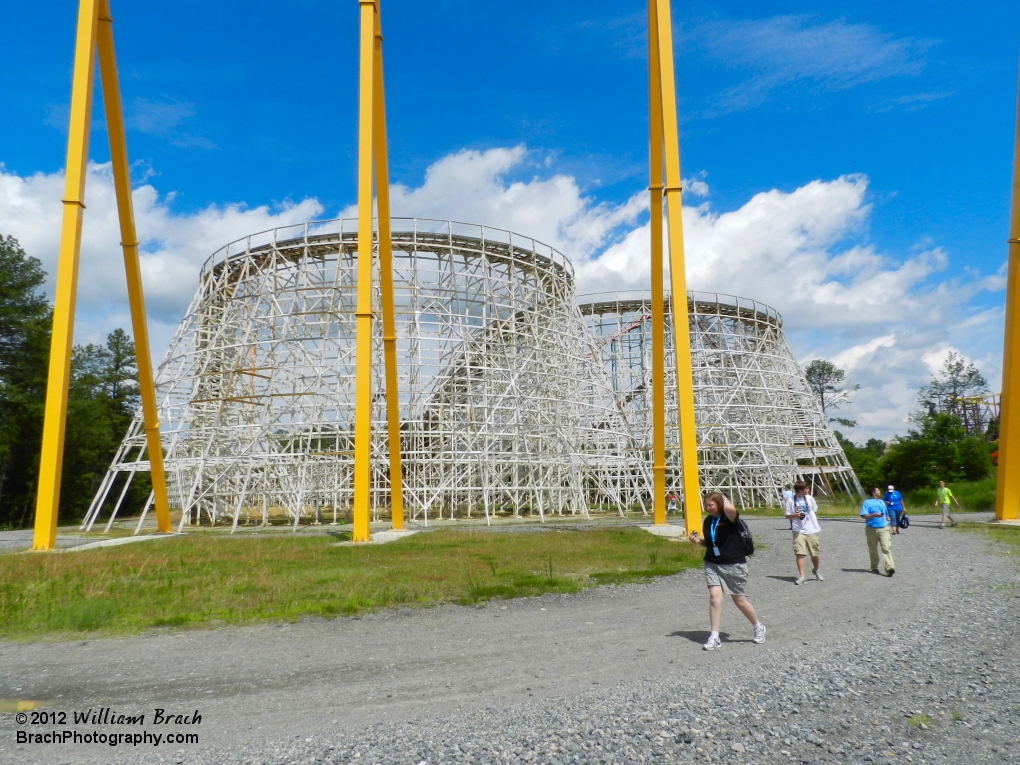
[806,354,995,493]
[0,234,149,528]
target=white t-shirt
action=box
[782,489,795,503]
[785,494,821,534]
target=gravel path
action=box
[2,512,1018,765]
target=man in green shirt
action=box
[934,481,959,529]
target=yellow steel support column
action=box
[996,57,1020,522]
[373,6,405,531]
[352,0,378,543]
[648,0,667,526]
[32,0,100,550]
[653,0,702,536]
[96,0,171,533]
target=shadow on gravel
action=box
[841,568,880,574]
[765,575,798,583]
[669,630,749,646]
[670,630,711,645]
[818,517,867,524]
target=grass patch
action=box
[954,521,1020,549]
[0,528,702,640]
[907,713,933,729]
[902,477,996,512]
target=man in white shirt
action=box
[784,481,823,586]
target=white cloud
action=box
[571,175,1001,441]
[0,162,321,354]
[874,90,953,113]
[125,97,194,137]
[685,178,710,197]
[41,96,215,148]
[339,146,649,259]
[689,15,935,115]
[125,97,217,149]
[831,334,897,371]
[0,148,1002,441]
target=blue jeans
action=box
[887,508,901,529]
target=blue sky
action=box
[1,0,1019,438]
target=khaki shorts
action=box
[792,532,820,557]
[704,561,749,596]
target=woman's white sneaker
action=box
[752,623,766,644]
[703,635,722,651]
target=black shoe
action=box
[887,568,895,577]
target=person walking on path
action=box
[666,491,679,517]
[861,486,895,577]
[784,481,823,585]
[883,485,906,535]
[935,481,959,529]
[688,492,766,651]
[781,484,795,530]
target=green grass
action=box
[907,713,933,729]
[954,520,1020,549]
[0,528,702,640]
[902,477,997,512]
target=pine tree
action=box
[61,331,146,519]
[0,235,51,526]
[804,359,859,428]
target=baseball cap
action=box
[887,485,894,490]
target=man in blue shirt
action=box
[861,486,895,576]
[883,485,905,535]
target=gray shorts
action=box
[704,561,749,596]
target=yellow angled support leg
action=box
[97,0,171,533]
[648,0,667,527]
[352,0,378,543]
[373,10,405,531]
[32,0,101,551]
[996,59,1020,522]
[653,0,702,536]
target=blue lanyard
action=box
[709,517,721,547]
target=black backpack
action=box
[899,513,910,529]
[736,516,755,555]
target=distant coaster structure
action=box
[580,291,862,509]
[84,222,860,531]
[83,219,650,531]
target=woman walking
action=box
[689,492,766,650]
